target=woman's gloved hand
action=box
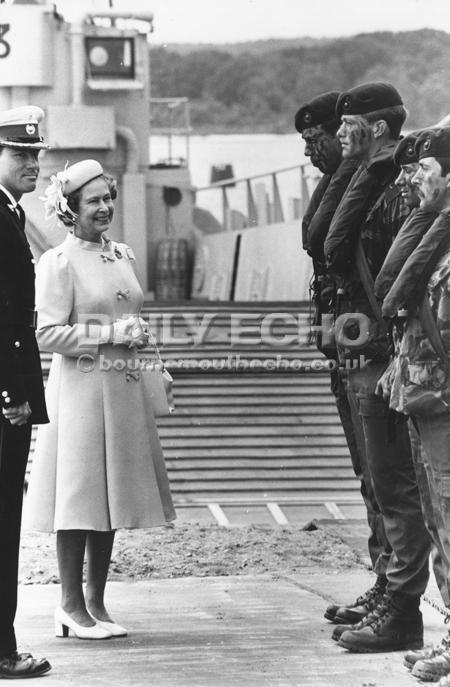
[100,316,149,348]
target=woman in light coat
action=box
[25,160,175,640]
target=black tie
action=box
[16,204,25,229]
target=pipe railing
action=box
[194,163,317,231]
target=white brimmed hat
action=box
[0,105,49,149]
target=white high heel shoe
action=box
[88,614,128,637]
[54,607,112,640]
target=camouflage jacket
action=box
[390,209,450,409]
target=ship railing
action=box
[194,163,318,231]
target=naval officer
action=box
[0,106,51,678]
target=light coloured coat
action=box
[24,232,175,532]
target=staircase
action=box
[29,301,360,507]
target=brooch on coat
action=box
[100,253,115,263]
[126,369,140,382]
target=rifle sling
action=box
[355,238,385,327]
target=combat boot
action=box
[338,592,423,653]
[331,594,391,642]
[412,649,450,681]
[404,630,450,670]
[324,575,387,623]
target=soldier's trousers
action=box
[330,369,391,575]
[347,360,431,597]
[0,417,32,656]
[414,412,450,606]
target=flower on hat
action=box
[39,163,78,224]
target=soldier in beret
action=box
[384,127,450,685]
[323,83,432,653]
[0,107,51,678]
[375,130,438,301]
[295,93,391,626]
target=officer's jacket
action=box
[0,189,48,423]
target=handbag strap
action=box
[147,330,164,365]
[418,295,450,374]
[355,237,385,326]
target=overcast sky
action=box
[54,0,450,44]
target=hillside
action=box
[149,29,450,133]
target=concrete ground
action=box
[15,569,446,687]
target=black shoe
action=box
[0,652,51,679]
[325,575,387,624]
[338,594,423,653]
[331,594,392,642]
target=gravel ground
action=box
[19,522,366,585]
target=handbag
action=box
[143,332,175,417]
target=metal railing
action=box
[149,97,192,167]
[194,163,317,231]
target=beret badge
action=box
[406,144,415,158]
[423,138,431,152]
[303,111,312,124]
[342,96,351,110]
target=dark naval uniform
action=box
[0,187,48,657]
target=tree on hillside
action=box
[149,30,450,133]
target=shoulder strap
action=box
[418,296,450,374]
[355,237,385,326]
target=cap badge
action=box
[25,124,36,136]
[303,111,312,124]
[407,144,414,157]
[423,138,431,152]
[343,97,351,110]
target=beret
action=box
[393,131,421,166]
[336,82,403,118]
[61,159,104,195]
[415,127,450,161]
[295,91,341,133]
[0,105,48,149]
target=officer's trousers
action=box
[0,417,32,656]
[414,412,450,606]
[330,369,391,575]
[347,361,431,597]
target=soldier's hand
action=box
[3,401,32,426]
[375,360,395,403]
